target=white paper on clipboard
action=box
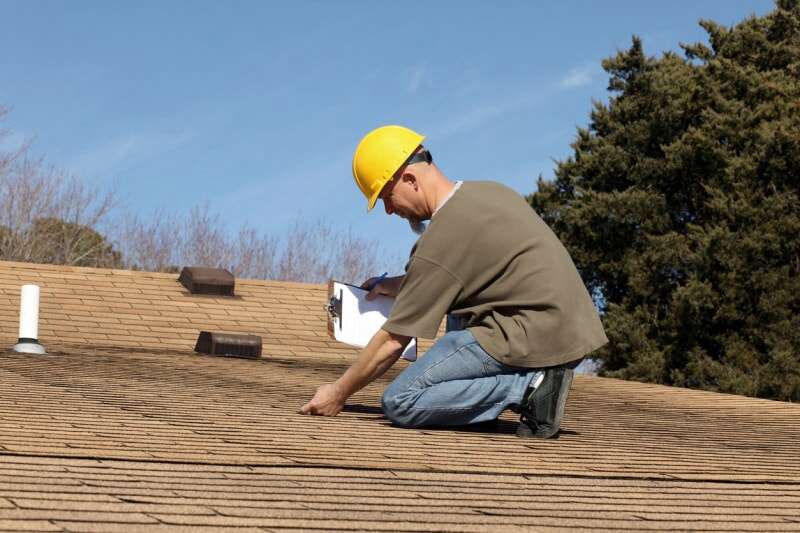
[326,280,417,361]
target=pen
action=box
[367,272,388,291]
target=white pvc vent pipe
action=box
[13,284,46,354]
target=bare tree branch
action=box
[1,106,403,281]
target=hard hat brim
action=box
[367,189,381,211]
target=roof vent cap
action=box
[194,331,262,359]
[179,267,235,296]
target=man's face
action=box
[379,175,417,221]
[379,171,428,235]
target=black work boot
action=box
[516,364,576,439]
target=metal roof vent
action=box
[179,267,235,296]
[194,331,262,359]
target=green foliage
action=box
[31,217,122,268]
[530,1,800,401]
[0,217,122,269]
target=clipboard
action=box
[324,280,417,361]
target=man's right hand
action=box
[361,275,403,300]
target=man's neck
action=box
[429,177,456,216]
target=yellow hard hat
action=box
[352,125,426,211]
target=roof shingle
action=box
[1,260,798,531]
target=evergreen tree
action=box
[29,217,122,268]
[530,0,800,401]
[0,218,122,269]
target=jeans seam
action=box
[407,397,509,413]
[482,356,493,375]
[408,340,480,391]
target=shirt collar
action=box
[432,181,463,218]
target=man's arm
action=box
[299,328,411,416]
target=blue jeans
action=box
[381,328,542,428]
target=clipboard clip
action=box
[324,289,343,328]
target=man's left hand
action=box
[299,383,346,416]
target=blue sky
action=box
[0,0,775,266]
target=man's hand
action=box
[299,383,346,417]
[361,275,404,301]
[299,331,409,418]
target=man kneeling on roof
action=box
[300,125,607,438]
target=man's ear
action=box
[401,171,419,191]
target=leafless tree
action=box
[116,209,182,272]
[1,107,404,282]
[274,220,394,283]
[115,206,402,283]
[0,110,118,267]
[232,225,278,280]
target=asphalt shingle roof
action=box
[1,260,798,532]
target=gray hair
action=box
[408,219,427,235]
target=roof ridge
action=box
[0,259,325,289]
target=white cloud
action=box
[69,128,196,179]
[432,100,515,140]
[404,64,428,94]
[430,89,547,141]
[216,149,353,230]
[431,61,603,140]
[559,63,599,89]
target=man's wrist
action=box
[330,379,350,402]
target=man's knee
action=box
[381,387,418,428]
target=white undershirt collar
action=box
[432,181,463,218]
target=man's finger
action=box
[299,402,312,415]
